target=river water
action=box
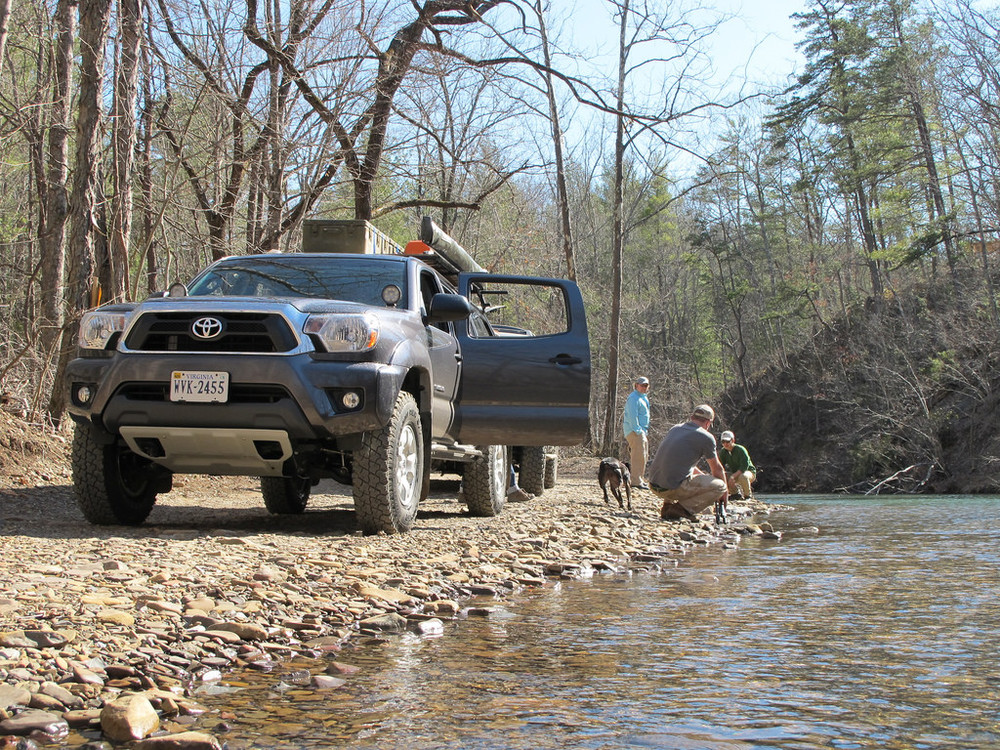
[187,495,1000,750]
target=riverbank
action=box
[0,419,773,746]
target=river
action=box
[185,494,1000,749]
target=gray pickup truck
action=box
[65,220,590,534]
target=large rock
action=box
[133,731,222,750]
[0,684,30,710]
[40,681,84,710]
[100,694,160,742]
[358,613,407,632]
[210,622,267,641]
[0,709,69,740]
[353,582,416,605]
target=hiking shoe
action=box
[507,488,534,502]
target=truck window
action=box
[187,256,409,307]
[467,280,570,338]
[467,307,494,338]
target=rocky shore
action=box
[0,435,775,749]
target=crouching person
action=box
[648,404,728,521]
[719,430,756,500]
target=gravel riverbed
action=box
[0,425,773,748]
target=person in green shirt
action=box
[719,430,756,500]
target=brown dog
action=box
[598,457,633,511]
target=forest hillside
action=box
[719,271,1000,495]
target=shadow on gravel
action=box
[0,479,476,541]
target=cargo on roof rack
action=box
[302,217,485,285]
[301,219,403,256]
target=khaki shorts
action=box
[652,473,726,519]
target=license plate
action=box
[170,371,229,403]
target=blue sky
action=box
[550,0,810,175]
[712,0,807,87]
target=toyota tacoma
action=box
[65,219,590,534]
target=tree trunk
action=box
[600,0,629,456]
[38,0,77,361]
[536,0,576,282]
[108,0,142,302]
[0,0,10,80]
[138,37,158,295]
[48,0,112,421]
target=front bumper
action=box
[67,353,407,474]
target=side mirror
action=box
[426,293,474,324]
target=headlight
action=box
[78,311,130,350]
[304,313,380,352]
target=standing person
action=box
[719,430,756,500]
[622,376,651,489]
[647,404,728,520]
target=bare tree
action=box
[37,0,77,362]
[108,0,143,301]
[48,0,112,419]
[0,0,10,79]
[596,0,724,454]
[244,0,507,228]
[534,0,576,281]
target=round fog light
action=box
[76,385,93,404]
[341,391,360,409]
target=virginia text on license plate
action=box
[170,371,229,402]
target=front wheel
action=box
[72,425,164,525]
[464,444,507,517]
[353,392,424,534]
[261,476,310,514]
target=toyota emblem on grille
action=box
[191,316,224,340]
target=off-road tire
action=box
[464,444,507,517]
[353,391,424,534]
[261,476,310,514]
[72,425,161,525]
[519,446,547,496]
[544,449,558,489]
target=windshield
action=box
[186,256,408,307]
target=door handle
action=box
[549,354,582,365]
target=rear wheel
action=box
[353,392,423,534]
[544,449,559,489]
[72,425,163,525]
[464,444,507,517]
[261,476,310,514]
[518,446,547,496]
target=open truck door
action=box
[453,274,590,446]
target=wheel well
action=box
[401,369,432,468]
[401,368,427,415]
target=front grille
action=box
[116,383,291,404]
[124,312,297,353]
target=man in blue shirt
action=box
[622,376,651,489]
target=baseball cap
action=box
[691,404,715,421]
[721,430,735,442]
[635,376,649,385]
